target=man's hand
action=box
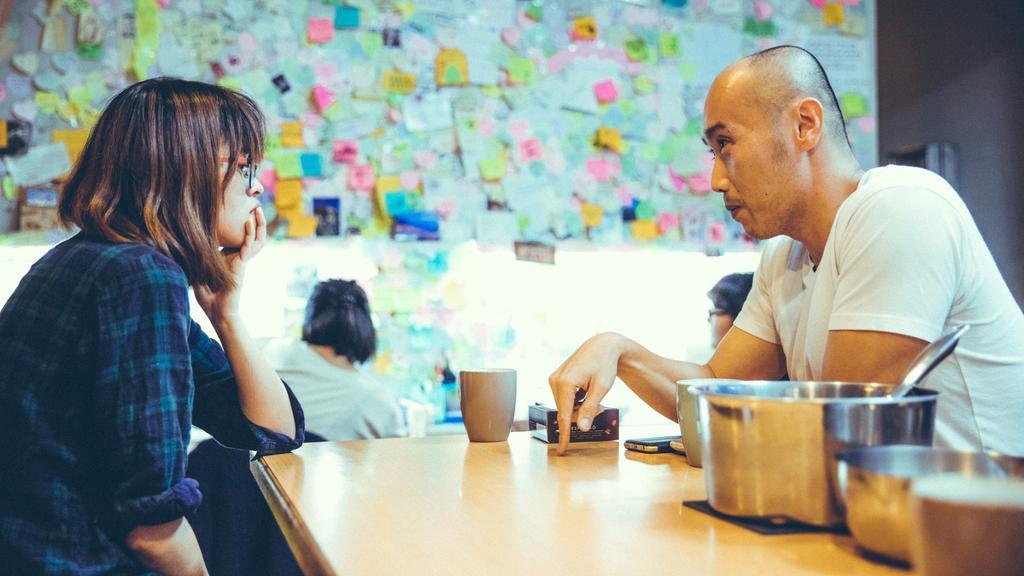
[548,332,625,455]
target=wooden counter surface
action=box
[251,428,903,576]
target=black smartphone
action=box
[623,435,682,453]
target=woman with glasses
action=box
[0,78,304,575]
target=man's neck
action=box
[794,155,865,265]
[309,343,356,371]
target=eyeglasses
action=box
[219,154,259,191]
[707,308,728,322]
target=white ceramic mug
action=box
[460,369,517,442]
[676,380,705,467]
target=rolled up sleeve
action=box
[188,320,305,457]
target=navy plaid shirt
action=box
[0,234,305,575]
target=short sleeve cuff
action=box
[828,313,943,343]
[110,478,202,537]
[248,381,306,459]
[734,312,779,345]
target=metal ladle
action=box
[889,324,970,398]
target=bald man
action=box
[549,45,1024,456]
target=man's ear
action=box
[794,97,824,152]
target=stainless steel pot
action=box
[689,380,938,527]
[836,445,1006,563]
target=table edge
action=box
[250,455,337,576]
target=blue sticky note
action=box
[385,190,411,216]
[300,153,323,177]
[335,6,360,29]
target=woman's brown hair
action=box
[58,77,265,292]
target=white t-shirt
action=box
[735,165,1024,453]
[263,338,405,441]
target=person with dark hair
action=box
[550,45,1024,456]
[264,279,404,440]
[0,78,304,574]
[707,272,754,348]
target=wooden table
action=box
[251,428,903,575]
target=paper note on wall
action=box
[631,220,660,240]
[308,18,334,43]
[4,142,72,186]
[274,153,303,180]
[51,129,90,163]
[281,121,304,148]
[382,71,417,94]
[593,80,618,104]
[275,179,303,209]
[823,3,845,26]
[348,164,375,191]
[840,93,869,118]
[581,202,603,228]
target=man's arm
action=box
[125,518,208,576]
[822,330,927,383]
[548,327,785,454]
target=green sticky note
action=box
[619,99,637,117]
[508,57,535,85]
[635,201,656,220]
[633,75,655,95]
[525,3,542,21]
[273,152,303,180]
[840,93,869,118]
[3,175,15,201]
[743,17,776,38]
[68,85,91,109]
[624,38,649,62]
[679,60,698,81]
[659,34,681,58]
[685,118,703,137]
[362,32,383,55]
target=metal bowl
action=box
[689,380,939,527]
[986,450,1024,478]
[836,445,1006,563]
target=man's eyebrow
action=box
[703,122,727,146]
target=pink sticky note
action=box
[477,116,498,137]
[312,85,336,113]
[840,0,860,5]
[313,62,337,81]
[658,212,680,233]
[709,221,725,243]
[435,198,456,219]
[414,150,438,170]
[586,158,611,182]
[348,164,375,191]
[809,0,826,8]
[507,119,530,139]
[308,18,334,44]
[856,116,876,134]
[518,138,543,163]
[501,27,521,46]
[333,140,359,163]
[688,172,710,195]
[615,186,634,206]
[594,80,618,104]
[754,1,774,21]
[668,166,687,193]
[399,170,420,190]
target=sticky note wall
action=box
[0,0,876,247]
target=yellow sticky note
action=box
[375,174,403,215]
[594,127,623,154]
[507,57,535,85]
[823,2,845,26]
[631,220,660,240]
[286,214,318,238]
[435,48,469,86]
[275,179,303,209]
[0,121,7,149]
[52,129,90,163]
[581,203,603,228]
[35,91,61,114]
[281,121,304,148]
[478,157,507,181]
[382,71,417,94]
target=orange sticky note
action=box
[286,214,318,238]
[571,16,598,41]
[631,220,660,240]
[275,179,303,209]
[435,48,469,86]
[281,121,304,148]
[382,71,417,94]
[51,129,90,163]
[0,121,7,149]
[823,2,845,26]
[581,203,603,228]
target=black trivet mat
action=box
[682,500,848,536]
